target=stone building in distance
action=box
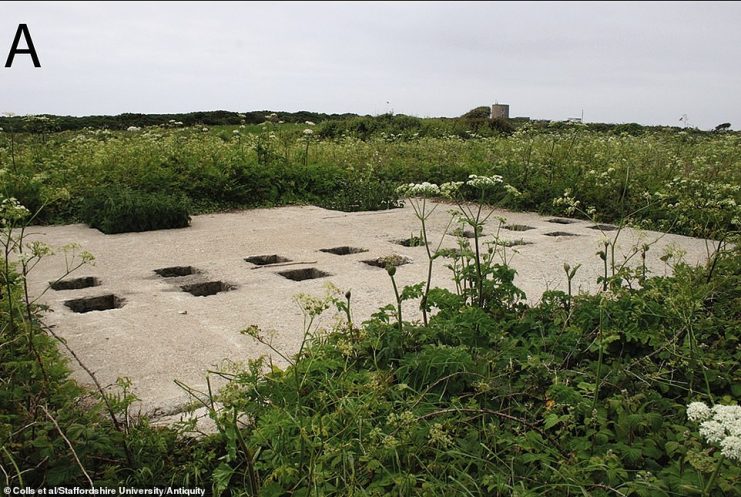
[491,103,510,120]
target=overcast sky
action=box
[3,1,740,128]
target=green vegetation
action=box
[81,188,191,234]
[0,113,739,494]
[1,115,738,237]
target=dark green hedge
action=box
[81,189,191,234]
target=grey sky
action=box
[3,1,740,129]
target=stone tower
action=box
[491,104,510,120]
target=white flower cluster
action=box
[687,402,741,462]
[303,128,314,136]
[126,126,140,132]
[0,197,31,225]
[397,175,517,200]
[467,174,503,189]
[396,182,440,198]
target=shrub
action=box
[81,188,191,234]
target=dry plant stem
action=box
[248,260,317,270]
[1,446,23,486]
[42,323,134,467]
[40,404,94,488]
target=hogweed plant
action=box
[395,181,452,325]
[440,175,522,309]
[396,174,523,318]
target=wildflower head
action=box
[687,402,712,422]
[467,174,503,190]
[396,182,440,198]
[0,197,31,225]
[721,436,741,462]
[688,401,741,461]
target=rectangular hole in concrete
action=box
[181,281,235,297]
[278,268,331,281]
[50,276,100,291]
[65,294,124,313]
[245,255,292,266]
[154,266,198,278]
[547,218,578,225]
[320,246,368,256]
[544,231,579,237]
[362,255,412,269]
[504,224,535,232]
[588,224,618,231]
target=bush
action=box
[81,188,191,234]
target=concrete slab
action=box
[23,203,714,418]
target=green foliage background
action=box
[1,116,738,237]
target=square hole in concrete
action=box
[181,281,235,297]
[65,294,124,313]
[278,268,331,281]
[588,224,618,231]
[504,224,535,232]
[320,246,368,255]
[154,266,198,278]
[547,218,578,225]
[50,276,100,291]
[362,255,412,269]
[245,255,292,266]
[544,231,579,237]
